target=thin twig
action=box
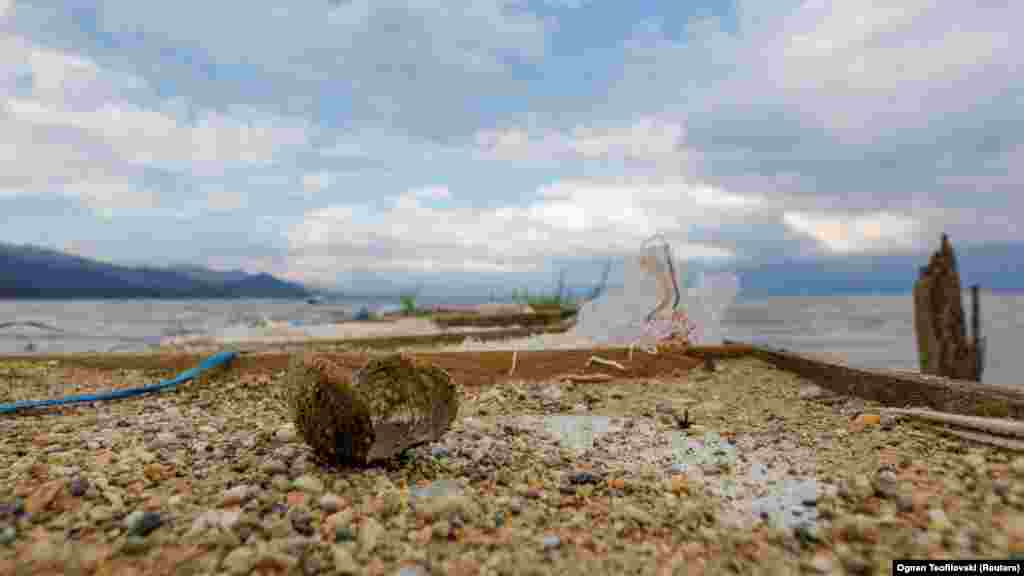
[509,350,518,375]
[587,356,626,371]
[883,407,1024,439]
[561,373,614,383]
[930,425,1024,452]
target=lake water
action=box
[1,293,1020,385]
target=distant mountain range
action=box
[702,242,1024,298]
[0,243,311,299]
[2,240,1019,301]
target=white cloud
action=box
[8,98,309,173]
[285,177,743,284]
[287,205,358,248]
[688,184,762,208]
[66,179,161,223]
[569,117,684,160]
[782,211,921,254]
[597,1,1024,254]
[77,0,550,134]
[752,0,1020,136]
[475,117,688,165]
[0,35,313,216]
[3,0,1021,285]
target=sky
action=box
[1,0,1020,294]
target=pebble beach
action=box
[2,351,1023,575]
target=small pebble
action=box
[797,385,827,400]
[302,555,324,575]
[794,521,819,543]
[293,475,325,494]
[335,525,356,543]
[69,477,90,498]
[124,510,163,537]
[994,479,1011,498]
[808,552,836,574]
[541,534,561,550]
[397,565,429,576]
[928,508,952,532]
[568,471,601,485]
[221,485,252,507]
[291,510,315,537]
[430,446,450,459]
[874,469,899,499]
[841,554,871,575]
[319,493,345,513]
[879,412,898,429]
[260,459,288,475]
[896,493,915,513]
[275,426,298,443]
[153,432,178,448]
[0,525,15,546]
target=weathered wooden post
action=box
[913,234,983,381]
[970,284,986,382]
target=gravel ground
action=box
[2,354,1023,575]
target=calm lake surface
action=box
[1,293,1021,385]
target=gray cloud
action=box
[4,0,1022,290]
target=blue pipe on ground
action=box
[0,351,237,415]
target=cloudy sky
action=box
[1,0,1020,292]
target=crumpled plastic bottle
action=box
[571,250,663,347]
[570,245,739,347]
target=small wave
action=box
[0,321,69,333]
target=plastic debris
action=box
[571,233,740,349]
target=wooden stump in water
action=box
[284,352,461,467]
[913,234,983,381]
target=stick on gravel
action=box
[884,407,1024,439]
[932,426,1024,452]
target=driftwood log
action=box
[733,341,1024,420]
[283,353,460,467]
[912,234,984,381]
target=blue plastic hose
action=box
[0,350,237,415]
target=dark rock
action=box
[335,525,356,542]
[126,511,163,537]
[567,471,601,485]
[69,478,90,498]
